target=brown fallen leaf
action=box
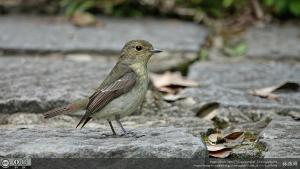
[208,133,224,144]
[71,11,97,27]
[207,144,227,152]
[224,131,244,140]
[195,102,220,120]
[288,111,300,121]
[150,71,198,94]
[249,82,299,100]
[163,94,186,102]
[207,144,231,158]
[208,149,231,158]
[224,131,244,143]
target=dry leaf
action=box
[223,132,245,148]
[207,144,232,158]
[226,135,244,143]
[150,71,198,94]
[71,12,97,27]
[249,82,299,100]
[207,145,227,152]
[206,131,246,158]
[209,149,231,158]
[224,131,244,140]
[288,111,300,121]
[195,102,220,120]
[208,133,224,144]
[163,94,186,102]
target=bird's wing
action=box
[97,61,132,90]
[76,70,137,128]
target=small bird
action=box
[44,40,162,135]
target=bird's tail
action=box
[43,98,88,119]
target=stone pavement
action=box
[0,15,300,159]
[259,116,300,158]
[245,24,300,61]
[0,57,114,113]
[0,15,210,159]
[0,15,207,53]
[0,127,207,158]
[183,61,300,111]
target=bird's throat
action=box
[129,62,148,80]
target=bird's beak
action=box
[151,48,162,53]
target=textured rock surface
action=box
[0,15,207,53]
[259,116,300,158]
[182,61,300,111]
[0,113,214,137]
[0,127,207,158]
[0,57,201,115]
[0,57,114,113]
[245,24,300,61]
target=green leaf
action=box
[222,0,234,8]
[224,42,247,57]
[65,1,81,16]
[199,49,209,61]
[274,0,288,14]
[263,0,274,6]
[77,1,95,12]
[289,0,300,16]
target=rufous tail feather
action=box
[43,99,88,119]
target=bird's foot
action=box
[101,133,118,138]
[120,131,145,138]
[101,131,145,138]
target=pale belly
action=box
[92,80,148,121]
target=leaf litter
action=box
[71,11,99,27]
[150,71,198,94]
[194,102,220,120]
[249,81,299,100]
[206,131,245,158]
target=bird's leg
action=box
[108,120,117,135]
[115,115,129,134]
[115,115,145,138]
[101,120,117,137]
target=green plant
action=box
[199,48,209,61]
[60,0,300,19]
[175,0,248,18]
[223,41,247,57]
[61,0,96,16]
[61,0,144,17]
[263,0,300,17]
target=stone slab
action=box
[0,15,207,53]
[0,127,207,158]
[0,57,114,113]
[245,24,300,61]
[188,61,300,89]
[259,116,300,158]
[182,61,300,111]
[0,57,204,115]
[0,112,214,137]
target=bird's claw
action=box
[120,131,145,138]
[101,133,117,138]
[101,131,145,138]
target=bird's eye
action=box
[135,46,142,51]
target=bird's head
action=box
[119,40,162,65]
